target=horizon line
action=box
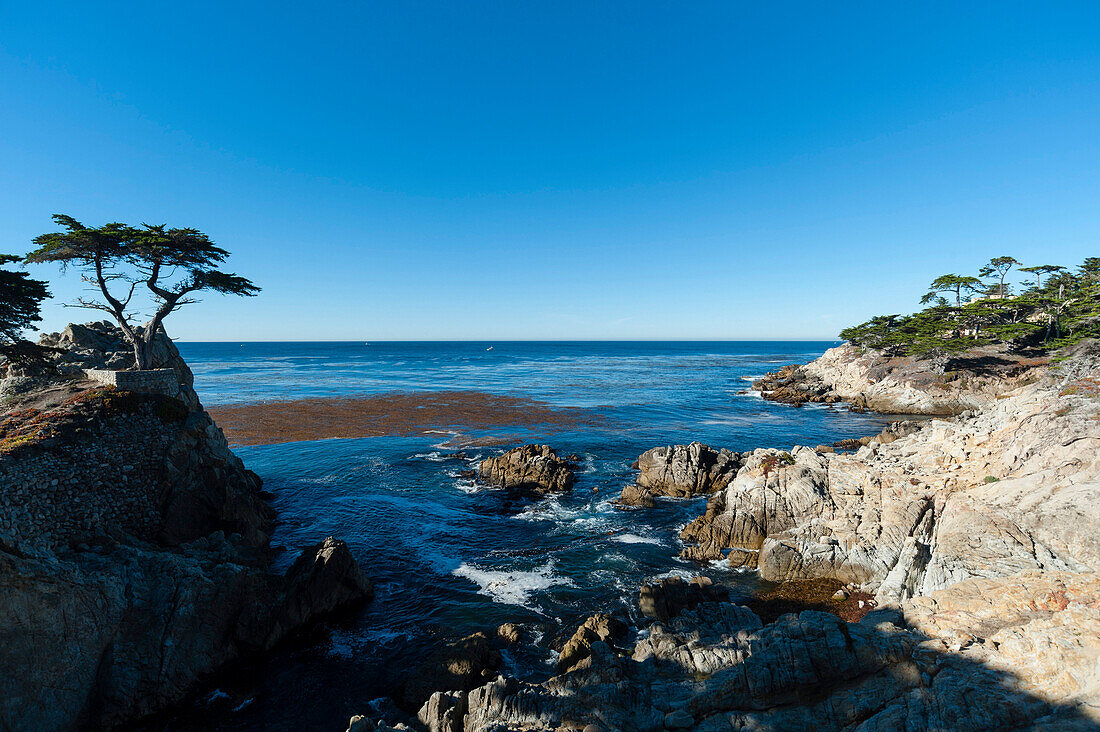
[173,337,847,343]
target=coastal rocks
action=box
[0,332,372,730]
[638,576,730,621]
[902,571,1100,716]
[260,537,374,645]
[436,594,1094,731]
[680,350,1100,608]
[1,321,202,412]
[350,345,1100,732]
[752,344,1047,416]
[0,532,372,730]
[400,632,502,711]
[477,444,575,496]
[496,622,521,644]
[556,613,629,673]
[752,364,841,406]
[619,442,744,507]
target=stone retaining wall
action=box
[84,368,179,395]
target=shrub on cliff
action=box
[25,215,259,370]
[840,254,1100,357]
[0,254,51,367]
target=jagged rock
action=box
[400,632,502,711]
[753,364,841,406]
[680,350,1100,607]
[638,576,730,621]
[419,574,1099,730]
[496,622,521,644]
[617,482,658,508]
[418,690,466,732]
[556,613,629,673]
[261,537,373,646]
[2,321,203,411]
[477,444,575,496]
[0,329,371,730]
[621,443,742,507]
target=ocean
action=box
[168,341,895,729]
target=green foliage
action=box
[25,214,259,369]
[840,255,1100,357]
[0,254,49,345]
[984,476,999,483]
[0,254,52,366]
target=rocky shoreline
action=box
[4,328,1098,730]
[0,324,373,730]
[351,341,1100,731]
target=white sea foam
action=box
[327,627,413,659]
[651,567,698,581]
[453,561,572,610]
[614,533,663,545]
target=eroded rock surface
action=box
[0,327,372,731]
[556,613,630,673]
[756,343,1044,415]
[394,345,1100,732]
[620,443,744,507]
[680,353,1100,609]
[477,444,575,496]
[415,574,1096,730]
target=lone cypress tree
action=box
[26,215,259,369]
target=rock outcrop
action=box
[402,632,502,712]
[0,324,372,731]
[556,613,629,673]
[680,351,1100,608]
[1,321,202,411]
[754,343,1045,415]
[638,576,729,621]
[477,444,575,496]
[388,344,1100,732]
[416,576,1097,730]
[619,442,743,507]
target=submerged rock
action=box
[477,444,575,496]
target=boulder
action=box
[478,444,575,496]
[632,442,743,499]
[638,576,730,621]
[400,632,502,711]
[556,613,629,673]
[496,622,521,644]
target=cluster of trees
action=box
[1,215,257,369]
[840,256,1100,357]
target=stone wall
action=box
[84,368,179,395]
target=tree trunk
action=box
[131,338,148,370]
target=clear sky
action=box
[2,2,1098,341]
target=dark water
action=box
[168,341,894,729]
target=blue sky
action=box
[2,2,1098,340]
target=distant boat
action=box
[364,342,370,346]
[486,346,494,351]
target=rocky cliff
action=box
[755,342,1044,415]
[349,343,1100,731]
[0,323,372,730]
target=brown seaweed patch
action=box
[207,391,606,446]
[746,578,876,624]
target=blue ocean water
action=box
[171,341,894,729]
